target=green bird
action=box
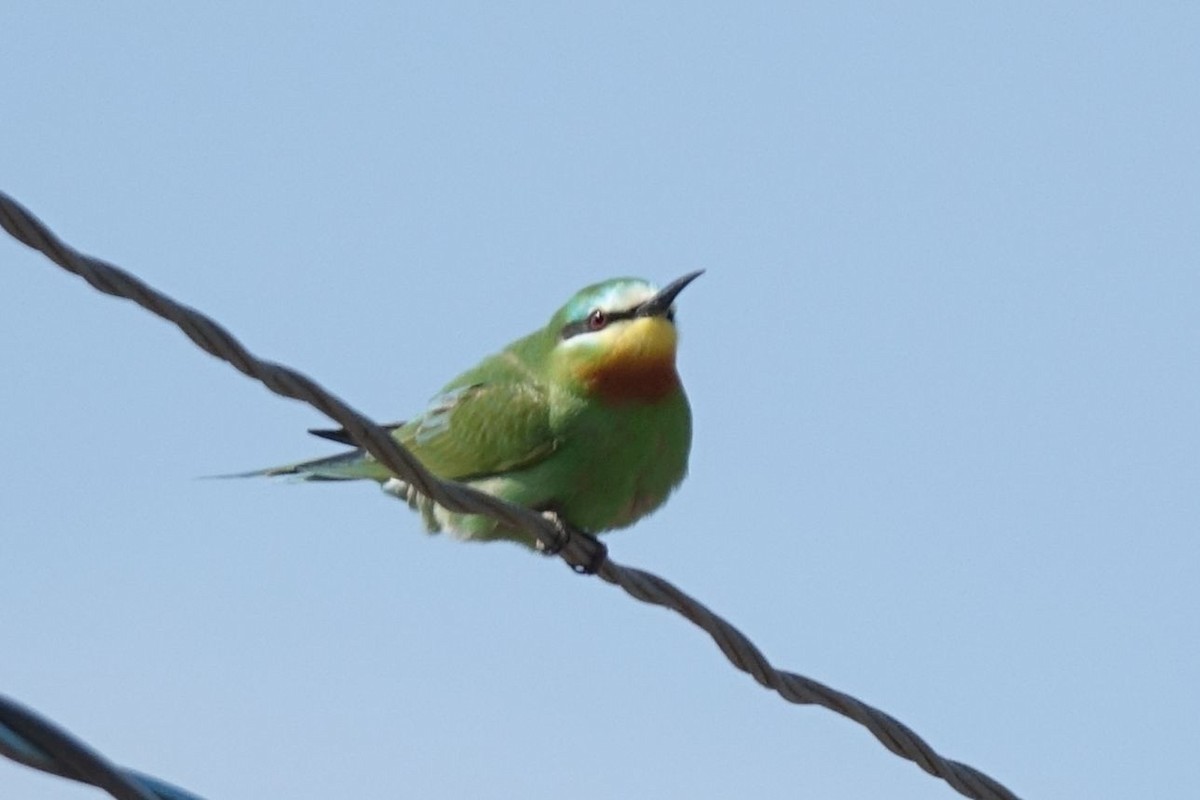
[244,271,701,548]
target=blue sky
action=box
[2,4,1197,798]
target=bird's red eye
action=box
[587,309,607,330]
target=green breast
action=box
[536,384,692,532]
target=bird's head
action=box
[548,271,702,404]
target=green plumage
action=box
[249,274,699,547]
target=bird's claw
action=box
[536,510,607,575]
[535,509,570,555]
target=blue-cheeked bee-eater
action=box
[240,271,701,548]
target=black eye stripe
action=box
[560,307,641,340]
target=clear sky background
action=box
[2,5,1197,799]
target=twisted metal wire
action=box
[0,694,206,800]
[0,190,1022,800]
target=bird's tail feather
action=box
[205,449,388,482]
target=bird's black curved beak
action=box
[636,270,704,318]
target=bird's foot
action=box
[535,510,607,575]
[535,509,571,555]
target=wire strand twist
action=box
[0,694,204,800]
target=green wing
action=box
[397,375,558,481]
[256,350,558,483]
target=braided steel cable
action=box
[1,191,1022,800]
[0,694,206,800]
